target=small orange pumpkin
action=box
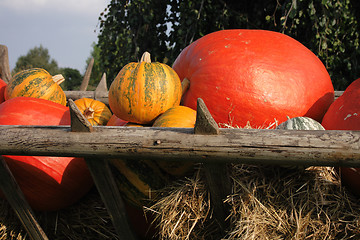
[108,52,182,124]
[5,68,67,106]
[152,105,196,177]
[74,98,112,126]
[153,105,197,128]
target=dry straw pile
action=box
[0,188,118,240]
[149,164,360,239]
[1,165,360,239]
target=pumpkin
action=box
[153,106,196,177]
[276,116,325,169]
[322,79,360,196]
[74,98,112,126]
[322,80,360,130]
[108,52,182,124]
[106,114,144,127]
[339,77,360,94]
[0,97,93,211]
[107,119,171,207]
[124,122,144,127]
[153,105,197,128]
[276,116,325,130]
[107,114,128,126]
[5,68,67,106]
[172,29,334,128]
[0,78,6,103]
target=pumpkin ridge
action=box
[123,63,138,119]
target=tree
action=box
[13,45,59,75]
[59,68,82,91]
[97,0,360,90]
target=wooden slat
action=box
[195,98,231,232]
[68,99,136,240]
[0,125,360,167]
[79,58,94,91]
[65,91,109,105]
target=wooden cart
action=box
[0,46,357,239]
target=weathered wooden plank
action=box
[68,98,137,240]
[65,91,109,105]
[195,98,231,232]
[86,157,137,240]
[79,58,94,91]
[0,125,360,167]
[0,157,49,240]
[335,91,344,99]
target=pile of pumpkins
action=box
[1,29,360,238]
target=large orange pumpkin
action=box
[322,78,360,197]
[172,29,334,128]
[108,52,182,124]
[5,68,67,106]
[74,98,112,126]
[0,97,93,211]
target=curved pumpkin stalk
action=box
[52,74,65,85]
[140,51,151,63]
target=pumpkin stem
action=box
[140,52,151,63]
[181,78,190,97]
[52,74,65,85]
[83,107,95,119]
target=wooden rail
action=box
[1,123,360,167]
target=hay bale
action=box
[148,165,360,239]
[0,187,119,240]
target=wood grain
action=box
[0,125,359,167]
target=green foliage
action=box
[13,45,59,75]
[272,0,360,90]
[97,0,169,82]
[59,68,82,91]
[97,0,360,90]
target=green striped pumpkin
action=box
[108,52,182,124]
[276,116,325,130]
[5,68,67,106]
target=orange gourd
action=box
[0,97,93,211]
[153,106,196,177]
[5,68,67,106]
[153,105,197,128]
[74,98,112,126]
[108,52,182,124]
[173,30,334,128]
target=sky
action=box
[0,0,110,74]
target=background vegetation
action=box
[97,0,360,90]
[13,0,360,91]
[12,45,83,90]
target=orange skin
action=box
[0,97,93,211]
[173,29,334,128]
